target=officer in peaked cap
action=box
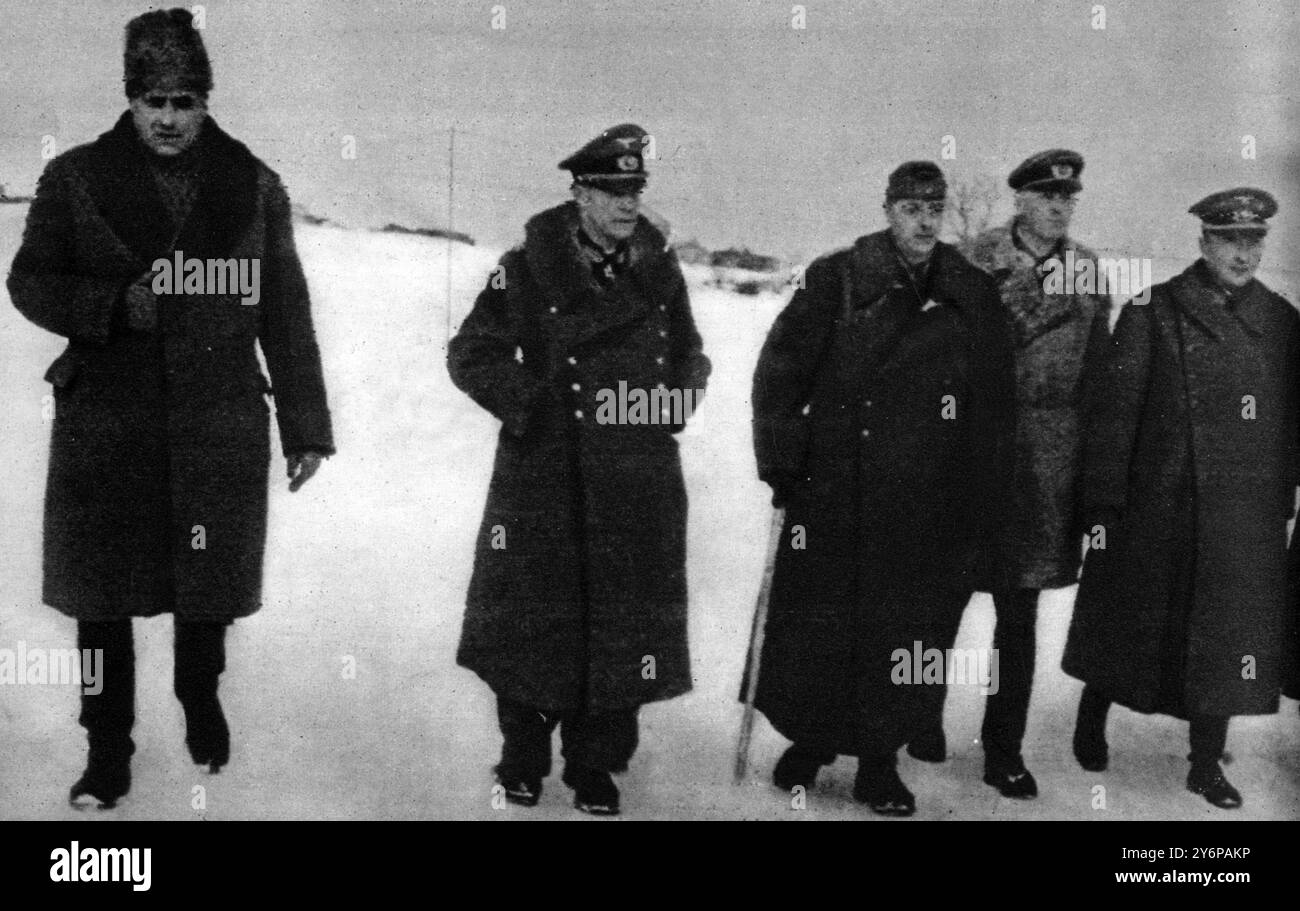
[954,147,1112,802]
[559,123,650,193]
[1189,187,1277,234]
[1065,184,1297,810]
[448,123,709,816]
[1007,149,1084,194]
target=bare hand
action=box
[287,451,325,492]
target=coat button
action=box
[567,356,577,365]
[861,429,870,438]
[549,306,558,314]
[655,356,665,365]
[658,330,668,338]
[659,305,667,311]
[575,410,584,420]
[865,400,873,407]
[571,383,581,392]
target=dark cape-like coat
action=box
[749,232,1016,755]
[7,112,334,623]
[1063,261,1300,717]
[447,202,710,714]
[961,224,1112,590]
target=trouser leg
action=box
[496,697,560,779]
[77,619,136,763]
[559,708,640,774]
[981,588,1039,771]
[173,621,228,705]
[1188,714,1229,768]
[174,620,230,767]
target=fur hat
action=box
[123,8,213,98]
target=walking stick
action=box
[734,505,786,784]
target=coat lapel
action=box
[83,111,260,267]
[523,202,662,352]
[845,234,972,382]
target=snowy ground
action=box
[0,205,1296,821]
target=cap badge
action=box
[616,155,640,172]
[1051,163,1074,179]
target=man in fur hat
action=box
[8,8,334,809]
[448,123,710,816]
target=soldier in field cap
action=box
[954,148,1112,800]
[8,8,334,810]
[749,160,1016,816]
[448,123,710,816]
[1064,187,1298,809]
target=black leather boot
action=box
[1186,763,1242,809]
[562,763,620,816]
[69,743,133,810]
[1072,687,1110,772]
[70,620,135,810]
[773,744,836,791]
[854,755,915,817]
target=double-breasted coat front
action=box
[448,202,710,715]
[1063,261,1299,717]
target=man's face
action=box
[574,183,641,247]
[130,90,207,156]
[1015,190,1075,244]
[885,198,944,264]
[1199,231,1265,289]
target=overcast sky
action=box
[2,0,1295,268]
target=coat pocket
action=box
[43,349,82,391]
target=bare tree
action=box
[946,175,1001,244]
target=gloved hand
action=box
[287,451,326,492]
[123,272,159,331]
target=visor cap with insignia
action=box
[560,123,649,194]
[1189,187,1276,235]
[885,161,947,203]
[1009,149,1084,194]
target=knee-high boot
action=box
[70,619,135,809]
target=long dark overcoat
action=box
[7,113,334,623]
[447,202,710,714]
[1287,529,1299,701]
[750,232,1016,754]
[1063,261,1299,717]
[962,224,1111,590]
